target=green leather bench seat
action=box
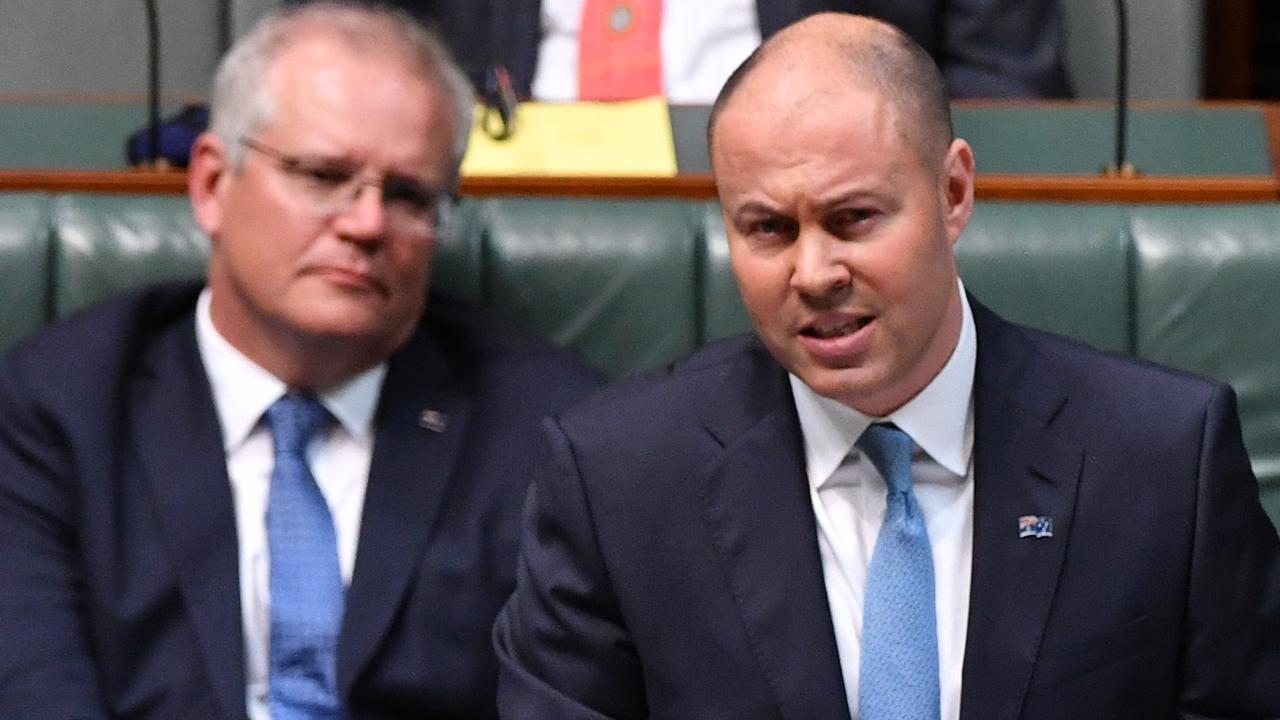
[0,192,1277,524]
[53,194,209,319]
[1130,205,1280,521]
[699,202,752,343]
[957,203,1131,354]
[434,200,485,305]
[480,198,700,377]
[0,193,51,350]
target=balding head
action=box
[708,13,953,171]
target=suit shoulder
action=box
[0,282,201,439]
[1024,325,1218,390]
[1007,322,1226,427]
[1,282,200,390]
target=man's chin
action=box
[287,308,409,348]
[792,362,887,412]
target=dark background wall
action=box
[0,0,1207,101]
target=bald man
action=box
[493,13,1280,720]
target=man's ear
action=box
[940,138,975,248]
[188,132,230,239]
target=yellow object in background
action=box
[461,97,678,177]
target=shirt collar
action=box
[194,288,387,451]
[790,278,976,489]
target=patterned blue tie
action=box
[857,423,940,720]
[265,393,345,720]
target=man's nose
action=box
[333,182,389,243]
[790,231,852,299]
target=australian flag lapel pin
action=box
[1018,515,1053,539]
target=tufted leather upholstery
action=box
[0,192,1277,522]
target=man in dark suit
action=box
[494,13,1280,719]
[372,0,1072,99]
[0,4,598,719]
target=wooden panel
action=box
[461,174,717,198]
[3,168,1277,203]
[0,169,188,194]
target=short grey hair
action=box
[210,2,475,179]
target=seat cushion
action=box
[0,193,52,351]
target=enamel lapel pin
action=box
[1018,515,1053,539]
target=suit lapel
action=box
[959,303,1084,720]
[130,313,246,720]
[336,326,472,696]
[697,341,852,720]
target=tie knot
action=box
[264,392,330,457]
[856,423,914,495]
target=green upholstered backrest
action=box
[1130,205,1280,520]
[52,194,209,319]
[0,193,51,351]
[432,199,486,305]
[2,191,1278,524]
[479,197,702,376]
[698,201,752,343]
[957,203,1132,353]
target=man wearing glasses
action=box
[0,4,598,719]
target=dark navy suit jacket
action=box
[495,300,1280,719]
[0,281,601,719]
[375,0,1072,99]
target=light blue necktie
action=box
[265,393,345,720]
[857,423,940,720]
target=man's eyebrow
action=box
[730,201,782,219]
[291,152,360,168]
[387,167,438,182]
[816,189,881,210]
[290,152,438,184]
[729,190,881,221]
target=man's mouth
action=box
[308,265,386,295]
[801,315,872,339]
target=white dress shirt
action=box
[194,289,386,720]
[792,280,976,720]
[531,0,762,103]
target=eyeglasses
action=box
[239,137,453,236]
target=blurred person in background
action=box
[310,0,1073,102]
[0,4,598,719]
